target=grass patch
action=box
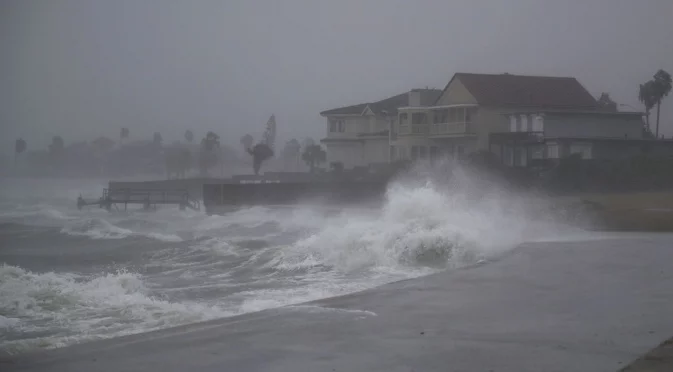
[574,192,673,232]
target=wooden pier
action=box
[77,188,200,212]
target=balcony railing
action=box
[489,131,544,144]
[398,124,429,135]
[398,122,473,136]
[430,122,474,136]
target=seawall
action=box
[108,178,223,200]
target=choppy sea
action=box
[0,173,586,355]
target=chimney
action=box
[408,90,421,107]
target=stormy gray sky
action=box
[2,0,672,154]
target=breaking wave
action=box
[60,218,183,242]
[0,166,577,354]
[0,264,230,354]
[268,180,553,273]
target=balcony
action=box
[490,131,544,144]
[398,124,429,135]
[398,122,475,136]
[430,122,474,136]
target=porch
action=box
[392,137,477,162]
[397,104,478,137]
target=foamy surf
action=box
[0,169,589,355]
[59,218,184,242]
[0,264,230,355]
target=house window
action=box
[412,113,427,125]
[520,115,529,132]
[449,108,462,123]
[338,120,345,132]
[456,145,465,159]
[397,146,407,160]
[532,115,544,132]
[411,146,419,160]
[504,147,514,166]
[531,145,545,159]
[399,113,408,125]
[434,110,448,124]
[570,142,592,159]
[510,115,517,132]
[515,147,528,167]
[430,146,439,161]
[547,143,559,159]
[419,146,428,159]
[330,120,337,132]
[464,107,476,123]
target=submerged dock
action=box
[77,173,393,214]
[77,188,200,211]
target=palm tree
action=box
[184,130,194,143]
[301,137,315,149]
[165,147,192,179]
[302,144,326,173]
[199,132,220,175]
[282,138,301,170]
[247,143,274,175]
[153,132,163,147]
[639,81,657,133]
[596,93,617,112]
[652,69,672,138]
[14,138,26,168]
[49,136,64,154]
[240,134,254,151]
[120,128,129,144]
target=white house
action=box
[319,89,441,169]
[321,73,651,169]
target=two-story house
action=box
[320,89,441,169]
[490,110,649,167]
[392,72,648,165]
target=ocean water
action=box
[0,170,586,355]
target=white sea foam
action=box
[61,218,133,239]
[0,264,230,354]
[144,232,183,243]
[1,164,583,354]
[267,179,553,274]
[59,218,185,242]
[284,305,377,317]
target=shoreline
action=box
[4,234,673,371]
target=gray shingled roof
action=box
[320,89,442,116]
[439,73,599,108]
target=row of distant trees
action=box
[12,128,328,178]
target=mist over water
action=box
[0,166,590,355]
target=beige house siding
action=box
[435,78,477,106]
[475,107,519,150]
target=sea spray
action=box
[0,163,583,354]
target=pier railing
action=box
[78,188,200,211]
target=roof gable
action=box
[320,89,442,117]
[319,102,368,116]
[434,78,477,106]
[362,105,375,116]
[435,73,599,108]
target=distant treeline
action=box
[8,131,329,179]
